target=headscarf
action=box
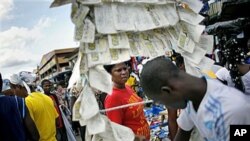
[2,79,10,91]
[10,71,37,94]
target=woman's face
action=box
[111,63,130,86]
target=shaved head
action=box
[140,57,180,97]
[141,57,207,109]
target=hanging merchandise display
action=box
[50,0,213,140]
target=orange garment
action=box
[105,86,150,140]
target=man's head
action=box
[41,79,52,94]
[140,57,188,109]
[9,82,28,97]
[9,71,37,97]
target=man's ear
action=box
[161,86,172,95]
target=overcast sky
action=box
[0,0,78,79]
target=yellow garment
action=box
[202,70,217,79]
[126,76,136,87]
[25,92,58,141]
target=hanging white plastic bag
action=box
[81,18,95,43]
[94,3,118,34]
[89,65,112,94]
[108,33,130,49]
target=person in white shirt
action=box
[216,66,250,95]
[215,67,232,85]
[140,57,250,141]
[216,37,250,95]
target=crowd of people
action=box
[1,44,250,141]
[4,11,250,140]
[1,40,250,141]
[2,0,250,140]
[0,72,74,141]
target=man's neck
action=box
[189,77,207,112]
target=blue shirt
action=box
[0,94,26,141]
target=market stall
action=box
[49,0,214,140]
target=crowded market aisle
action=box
[1,0,250,141]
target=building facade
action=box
[38,48,77,85]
